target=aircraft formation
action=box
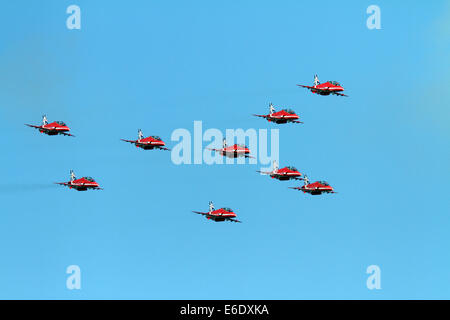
[25,74,345,224]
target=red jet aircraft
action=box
[55,170,102,191]
[297,75,348,97]
[121,129,170,151]
[25,115,74,137]
[192,201,242,223]
[253,103,303,124]
[289,175,335,195]
[207,139,254,158]
[257,160,302,181]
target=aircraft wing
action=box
[244,154,255,159]
[60,132,75,137]
[25,124,42,130]
[121,139,137,144]
[227,218,242,223]
[297,84,318,90]
[297,85,329,92]
[55,182,69,187]
[134,141,153,148]
[253,114,269,118]
[156,146,171,151]
[332,92,348,97]
[256,170,271,175]
[291,120,303,124]
[298,84,348,96]
[192,211,210,217]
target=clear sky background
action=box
[0,0,449,299]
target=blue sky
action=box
[0,0,449,299]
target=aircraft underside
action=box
[72,186,88,191]
[208,216,226,222]
[140,145,156,150]
[222,152,245,158]
[275,176,292,181]
[313,90,331,96]
[272,119,289,124]
[41,130,59,135]
[308,189,331,195]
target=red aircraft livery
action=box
[121,129,170,151]
[289,175,335,195]
[207,139,254,158]
[25,115,74,137]
[257,160,302,181]
[55,170,102,191]
[297,75,348,97]
[192,201,242,223]
[253,103,303,124]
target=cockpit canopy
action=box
[236,144,247,148]
[281,109,296,114]
[221,207,233,213]
[84,177,95,182]
[55,121,66,126]
[329,81,341,86]
[286,166,298,171]
[318,181,329,186]
[150,136,161,141]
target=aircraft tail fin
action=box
[314,74,320,86]
[222,138,227,149]
[138,129,143,141]
[209,201,215,213]
[42,115,48,125]
[269,103,275,115]
[303,174,309,186]
[70,170,76,181]
[273,160,278,172]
